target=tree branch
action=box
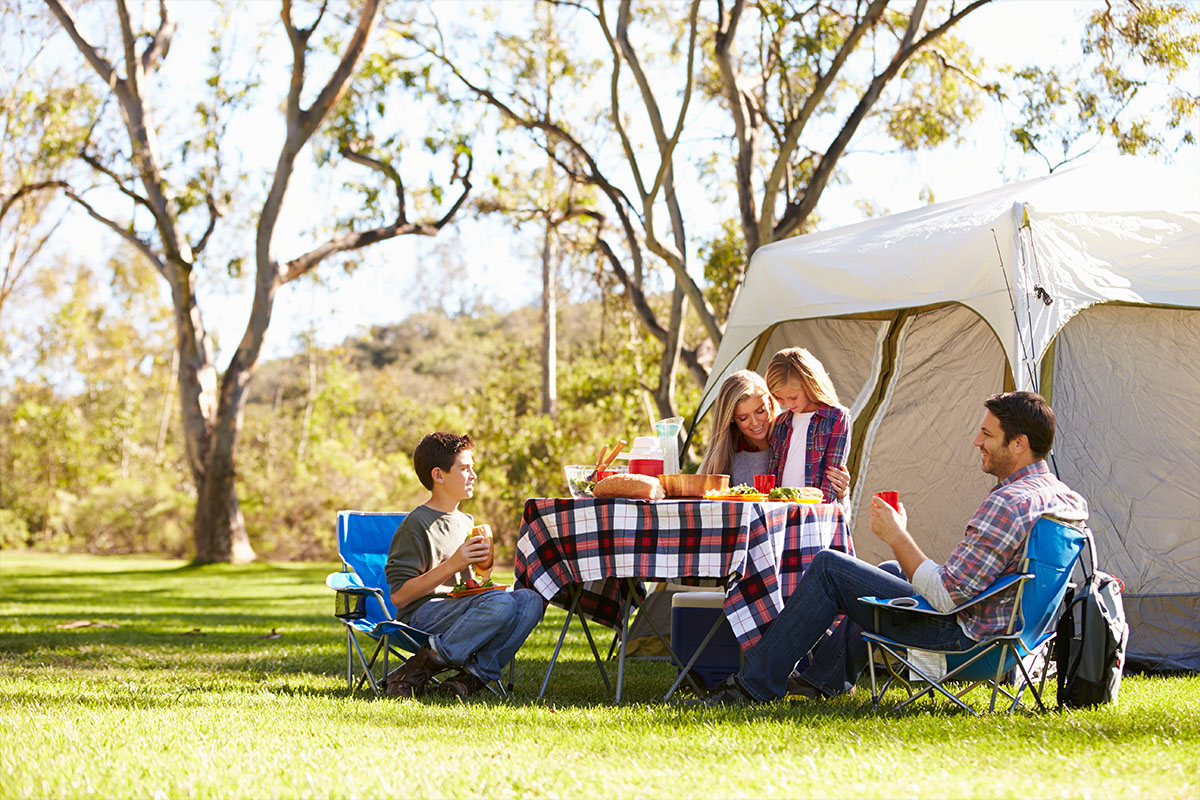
[80,151,151,209]
[192,193,221,255]
[759,0,889,248]
[773,0,993,239]
[280,150,472,284]
[140,0,177,73]
[12,179,168,277]
[340,143,408,225]
[43,0,117,88]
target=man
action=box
[698,391,1088,705]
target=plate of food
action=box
[449,577,508,598]
[703,484,768,502]
[767,486,825,503]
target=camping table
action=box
[514,497,853,701]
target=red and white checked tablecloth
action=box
[514,497,854,649]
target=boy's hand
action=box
[869,496,908,546]
[453,535,490,570]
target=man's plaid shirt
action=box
[941,460,1088,640]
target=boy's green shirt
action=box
[384,503,474,621]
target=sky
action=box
[16,0,1200,366]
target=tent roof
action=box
[700,158,1200,419]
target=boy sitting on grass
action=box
[384,432,543,699]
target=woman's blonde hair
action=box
[764,347,841,408]
[699,370,777,475]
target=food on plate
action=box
[723,483,760,496]
[593,472,666,500]
[452,576,495,593]
[768,486,825,502]
[703,483,768,500]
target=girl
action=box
[698,370,778,487]
[763,348,851,502]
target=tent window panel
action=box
[849,305,1007,566]
[1052,304,1200,597]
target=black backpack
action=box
[1055,530,1129,708]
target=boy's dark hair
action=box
[984,391,1055,458]
[413,432,474,490]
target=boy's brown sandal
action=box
[385,645,444,698]
[434,670,488,699]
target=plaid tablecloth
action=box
[514,498,854,650]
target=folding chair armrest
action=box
[859,594,944,615]
[326,571,394,621]
[859,572,1032,617]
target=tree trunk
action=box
[191,354,256,565]
[541,210,558,418]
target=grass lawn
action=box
[1,551,1196,799]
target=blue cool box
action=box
[670,592,741,689]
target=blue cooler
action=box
[670,591,741,689]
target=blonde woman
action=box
[699,370,778,487]
[764,348,851,503]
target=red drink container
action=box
[629,458,665,477]
[875,490,900,511]
[754,474,776,494]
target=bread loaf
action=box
[593,473,665,500]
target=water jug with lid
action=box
[625,436,664,477]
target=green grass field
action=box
[1,551,1196,799]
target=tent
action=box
[691,158,1200,672]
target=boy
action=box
[383,432,543,699]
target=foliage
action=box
[2,551,1199,800]
[1003,1,1199,168]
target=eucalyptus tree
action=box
[21,0,473,562]
[416,0,1197,420]
[0,3,98,371]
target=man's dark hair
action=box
[984,391,1054,458]
[413,432,474,490]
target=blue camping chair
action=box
[327,510,513,698]
[860,515,1087,714]
[327,510,430,697]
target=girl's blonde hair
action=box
[764,347,841,408]
[699,370,777,475]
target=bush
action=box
[0,509,30,549]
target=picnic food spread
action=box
[564,432,828,504]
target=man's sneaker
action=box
[385,645,445,698]
[688,675,762,707]
[434,670,489,700]
[785,673,824,699]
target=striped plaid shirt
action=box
[941,461,1089,641]
[766,404,850,502]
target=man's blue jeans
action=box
[739,549,977,702]
[408,588,544,683]
[792,560,904,697]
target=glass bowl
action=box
[564,464,628,498]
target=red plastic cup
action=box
[754,474,776,494]
[875,490,900,511]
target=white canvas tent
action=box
[693,158,1200,672]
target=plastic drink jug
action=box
[655,416,683,475]
[626,436,665,477]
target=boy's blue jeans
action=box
[408,588,544,683]
[738,548,977,702]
